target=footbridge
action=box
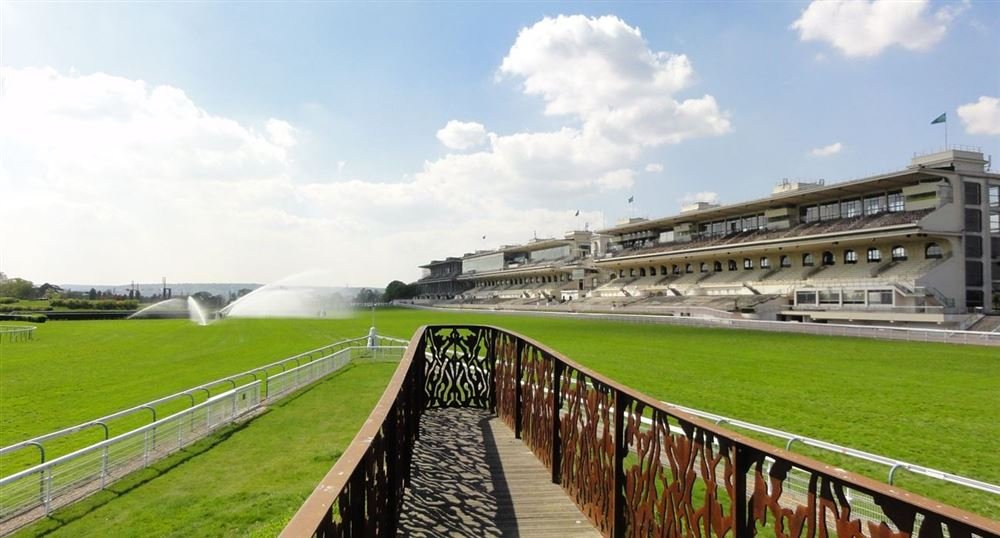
[282,325,1000,537]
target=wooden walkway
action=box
[398,408,600,537]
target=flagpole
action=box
[945,120,948,149]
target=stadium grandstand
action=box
[417,148,1000,329]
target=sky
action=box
[1,1,998,287]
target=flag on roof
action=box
[628,196,634,203]
[574,209,580,216]
[931,113,946,124]
[482,235,486,240]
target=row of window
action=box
[610,243,944,278]
[800,192,905,224]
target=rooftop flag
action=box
[574,209,580,216]
[931,113,946,124]
[628,196,634,203]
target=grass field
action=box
[2,308,997,534]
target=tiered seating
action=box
[607,209,933,259]
[807,263,874,283]
[761,266,815,282]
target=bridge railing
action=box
[282,325,1000,537]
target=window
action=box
[925,243,943,259]
[966,289,985,308]
[864,195,887,215]
[741,215,758,232]
[819,290,840,304]
[991,213,1000,233]
[743,258,753,270]
[672,265,681,275]
[867,248,882,263]
[820,202,840,221]
[713,261,722,272]
[965,208,982,232]
[629,268,636,277]
[728,259,738,271]
[964,181,982,205]
[990,185,999,207]
[891,246,907,261]
[639,268,646,277]
[795,291,817,305]
[841,199,862,218]
[760,257,771,269]
[660,265,668,276]
[802,253,815,267]
[867,290,893,305]
[711,221,724,236]
[844,250,858,264]
[780,255,791,268]
[821,251,835,266]
[966,261,983,287]
[843,290,865,304]
[888,191,904,212]
[801,205,819,223]
[683,263,692,273]
[700,262,708,273]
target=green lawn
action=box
[2,308,998,534]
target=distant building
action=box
[415,257,469,300]
[418,149,999,328]
[0,271,8,284]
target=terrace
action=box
[281,325,999,537]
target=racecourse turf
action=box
[1,308,997,534]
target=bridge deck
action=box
[398,408,600,537]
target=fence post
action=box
[612,390,626,538]
[733,444,752,537]
[551,358,563,485]
[514,338,524,439]
[143,430,150,468]
[43,468,53,516]
[101,446,109,489]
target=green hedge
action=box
[0,313,47,323]
[49,299,139,310]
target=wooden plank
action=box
[399,408,600,537]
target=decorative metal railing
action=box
[282,325,1000,537]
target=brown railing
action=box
[281,325,1000,537]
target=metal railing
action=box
[0,334,407,533]
[0,325,35,343]
[0,335,406,470]
[0,382,261,525]
[404,304,1000,346]
[282,325,1000,537]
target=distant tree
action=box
[354,288,379,305]
[0,278,34,299]
[383,280,418,302]
[237,288,253,298]
[191,291,224,309]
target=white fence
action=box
[0,382,261,524]
[406,304,1000,346]
[0,325,35,343]
[0,335,407,532]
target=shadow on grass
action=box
[21,364,361,537]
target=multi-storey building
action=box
[457,231,596,302]
[590,149,997,327]
[415,257,468,300]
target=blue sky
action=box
[1,1,998,285]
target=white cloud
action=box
[679,192,719,205]
[958,96,1000,135]
[1,16,727,285]
[498,15,731,145]
[435,120,488,150]
[810,142,843,157]
[644,163,664,173]
[791,0,965,57]
[266,119,297,148]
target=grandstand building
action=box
[451,231,596,304]
[591,149,998,327]
[415,257,469,300]
[416,149,998,329]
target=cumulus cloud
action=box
[435,120,488,150]
[791,0,965,57]
[498,14,731,146]
[645,163,664,173]
[810,142,843,157]
[1,16,728,284]
[679,192,719,205]
[958,96,1000,135]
